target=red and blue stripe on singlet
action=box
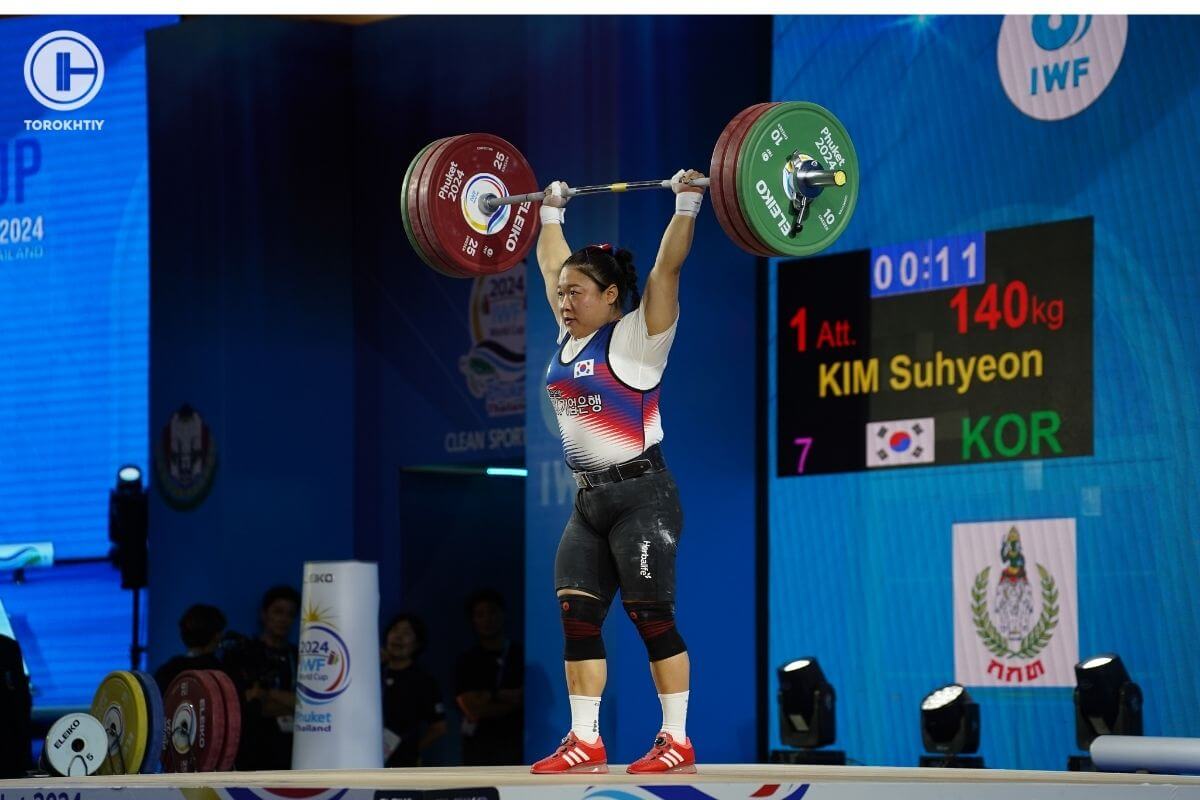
[545,321,663,471]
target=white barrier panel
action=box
[291,560,383,769]
[1092,735,1200,775]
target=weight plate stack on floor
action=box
[91,670,150,776]
[162,669,227,772]
[209,669,243,771]
[41,713,108,777]
[130,670,166,773]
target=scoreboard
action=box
[776,217,1093,477]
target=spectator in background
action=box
[381,613,446,767]
[455,589,523,766]
[154,604,227,693]
[223,585,300,770]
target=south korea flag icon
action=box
[866,417,935,468]
[574,359,595,378]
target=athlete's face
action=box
[558,266,619,338]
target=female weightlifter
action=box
[529,170,704,775]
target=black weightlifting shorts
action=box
[554,465,684,605]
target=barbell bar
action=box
[402,101,859,277]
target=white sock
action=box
[659,690,689,741]
[569,694,601,743]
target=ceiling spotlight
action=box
[919,683,984,768]
[1075,653,1142,751]
[770,657,845,765]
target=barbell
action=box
[401,101,859,278]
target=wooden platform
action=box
[3,764,1200,800]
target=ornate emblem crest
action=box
[154,404,218,510]
[971,526,1059,659]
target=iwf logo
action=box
[296,607,353,706]
[24,30,104,111]
[997,15,1127,121]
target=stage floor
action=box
[4,764,1200,800]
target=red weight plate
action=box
[710,104,777,257]
[406,137,474,278]
[417,132,540,277]
[723,102,781,255]
[723,102,782,255]
[707,107,746,252]
[402,140,462,278]
[208,670,242,772]
[412,134,483,278]
[162,670,226,773]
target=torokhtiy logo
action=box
[24,30,104,111]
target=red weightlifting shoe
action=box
[530,731,609,774]
[627,731,697,774]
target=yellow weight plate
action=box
[91,670,149,775]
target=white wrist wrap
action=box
[674,192,703,218]
[540,205,565,225]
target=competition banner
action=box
[776,217,1093,476]
[291,561,383,769]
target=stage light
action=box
[109,465,148,590]
[485,467,527,477]
[1075,653,1142,750]
[769,657,845,765]
[919,683,983,768]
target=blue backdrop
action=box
[0,14,171,708]
[16,13,1198,769]
[768,15,1200,769]
[146,17,358,667]
[146,15,768,765]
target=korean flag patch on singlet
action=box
[574,359,595,378]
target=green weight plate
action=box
[737,101,858,257]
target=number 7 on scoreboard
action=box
[793,437,813,474]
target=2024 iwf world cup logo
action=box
[296,604,352,706]
[458,263,526,418]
